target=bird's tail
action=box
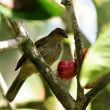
[6,75,25,102]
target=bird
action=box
[6,28,68,102]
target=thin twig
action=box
[7,19,76,110]
[61,0,84,109]
[8,19,28,37]
[83,73,110,109]
[1,15,17,37]
[0,73,16,110]
[0,36,26,52]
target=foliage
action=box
[80,0,110,86]
[0,0,64,20]
[0,0,110,110]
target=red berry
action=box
[57,60,77,80]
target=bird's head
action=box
[48,28,68,41]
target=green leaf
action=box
[80,27,110,87]
[93,0,110,34]
[0,0,64,20]
[80,0,110,87]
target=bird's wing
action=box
[15,54,27,70]
[35,36,47,48]
[15,36,48,70]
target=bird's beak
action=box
[61,31,68,38]
[64,33,68,38]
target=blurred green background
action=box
[0,0,110,110]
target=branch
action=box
[83,72,110,109]
[61,0,84,106]
[0,36,26,52]
[1,15,18,37]
[0,17,27,52]
[0,100,47,110]
[7,19,76,110]
[0,73,16,110]
[8,19,28,37]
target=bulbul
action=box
[6,28,68,102]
